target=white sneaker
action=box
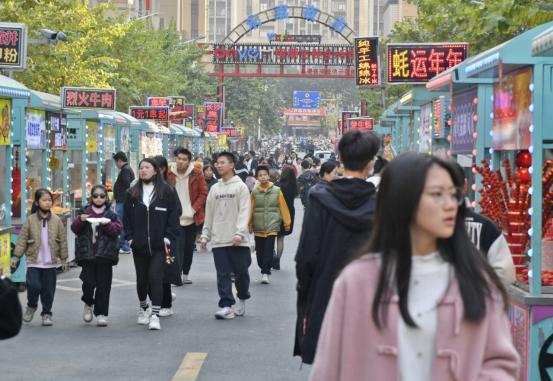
[23,306,37,323]
[182,274,193,284]
[214,306,235,320]
[159,308,174,317]
[171,292,177,301]
[261,274,270,284]
[42,314,53,326]
[96,315,108,327]
[137,309,150,325]
[233,299,246,316]
[83,304,93,323]
[148,315,161,330]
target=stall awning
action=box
[29,90,61,111]
[0,74,30,98]
[532,25,553,57]
[181,126,200,137]
[143,121,171,134]
[169,124,185,135]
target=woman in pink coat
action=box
[310,154,520,381]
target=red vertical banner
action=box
[146,0,151,12]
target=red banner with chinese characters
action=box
[147,97,170,107]
[62,87,116,110]
[129,106,169,121]
[203,102,223,133]
[354,37,379,87]
[346,117,374,132]
[387,43,468,84]
[341,111,360,134]
[222,127,238,137]
[168,97,186,124]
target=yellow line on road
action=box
[172,352,207,381]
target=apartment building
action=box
[382,0,417,37]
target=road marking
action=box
[172,352,207,381]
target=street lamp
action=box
[28,29,67,45]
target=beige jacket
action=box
[13,213,69,265]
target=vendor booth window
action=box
[49,151,64,204]
[68,150,83,208]
[26,150,43,212]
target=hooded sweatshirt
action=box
[201,175,251,248]
[173,163,195,226]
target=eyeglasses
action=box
[424,187,464,206]
[92,194,106,199]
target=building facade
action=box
[382,0,417,37]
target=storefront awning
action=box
[532,25,553,57]
[0,74,30,98]
[169,124,185,135]
[29,90,61,111]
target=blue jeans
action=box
[212,246,251,308]
[115,202,130,251]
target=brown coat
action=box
[13,213,69,265]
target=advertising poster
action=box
[204,102,224,133]
[419,103,433,153]
[121,126,131,153]
[86,121,98,153]
[293,91,321,109]
[451,90,477,154]
[26,109,46,150]
[169,97,186,124]
[50,114,67,151]
[0,98,11,145]
[0,231,10,277]
[493,67,532,150]
[104,125,116,159]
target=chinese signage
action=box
[267,33,321,43]
[354,37,379,87]
[203,102,223,133]
[346,117,374,132]
[86,121,98,153]
[451,90,477,154]
[50,114,67,151]
[147,97,170,107]
[419,103,432,153]
[387,43,468,84]
[26,109,46,150]
[493,67,532,150]
[213,43,354,66]
[169,96,186,124]
[62,87,116,110]
[129,106,170,121]
[222,127,238,137]
[284,108,325,116]
[0,23,27,70]
[341,111,360,134]
[196,105,206,131]
[0,98,11,145]
[293,91,320,109]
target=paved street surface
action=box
[3,200,310,381]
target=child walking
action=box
[71,185,122,327]
[249,165,291,284]
[11,189,69,326]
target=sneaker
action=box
[214,306,235,320]
[137,309,150,325]
[119,249,131,254]
[83,304,93,323]
[96,315,108,327]
[148,315,161,330]
[261,274,270,284]
[171,292,177,301]
[233,299,246,316]
[159,308,174,317]
[23,306,37,323]
[42,314,53,326]
[182,274,193,284]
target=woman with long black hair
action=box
[124,158,179,331]
[274,166,298,270]
[309,153,519,380]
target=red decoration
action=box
[516,150,532,168]
[515,168,531,184]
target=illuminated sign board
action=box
[203,102,223,133]
[293,91,320,109]
[147,97,170,107]
[346,117,374,132]
[0,23,27,70]
[354,37,379,87]
[267,33,321,43]
[129,106,169,121]
[387,43,468,84]
[341,111,360,134]
[213,43,354,66]
[62,87,116,110]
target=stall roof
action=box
[464,21,553,78]
[105,111,143,128]
[532,25,553,56]
[30,90,61,111]
[143,121,171,134]
[182,126,201,137]
[169,124,185,135]
[398,87,445,107]
[0,74,30,98]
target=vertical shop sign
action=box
[451,90,477,154]
[354,37,379,86]
[169,96,186,124]
[204,102,224,133]
[0,231,10,276]
[26,109,46,149]
[0,98,11,145]
[196,105,206,130]
[0,22,27,70]
[419,103,433,153]
[433,96,446,138]
[86,121,98,153]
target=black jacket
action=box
[0,278,22,340]
[234,161,249,182]
[465,209,502,256]
[294,177,377,364]
[72,205,122,266]
[123,185,180,256]
[113,164,135,202]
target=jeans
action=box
[254,236,276,275]
[80,262,113,316]
[26,267,57,316]
[133,251,164,309]
[179,224,197,275]
[115,202,130,252]
[212,246,251,308]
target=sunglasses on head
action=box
[92,194,106,199]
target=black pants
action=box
[161,283,172,309]
[80,262,113,316]
[212,246,251,308]
[133,251,164,308]
[179,224,197,275]
[26,267,56,316]
[255,236,276,275]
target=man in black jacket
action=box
[294,130,380,364]
[113,152,135,254]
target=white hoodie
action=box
[201,175,251,248]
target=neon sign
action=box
[354,37,379,87]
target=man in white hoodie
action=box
[201,152,252,320]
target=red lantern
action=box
[516,150,532,168]
[515,168,531,184]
